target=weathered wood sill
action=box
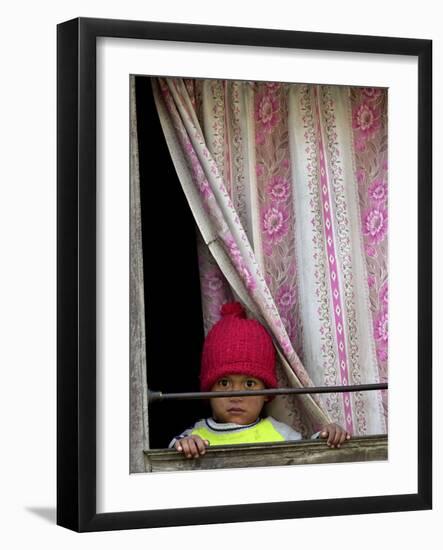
[144,435,387,472]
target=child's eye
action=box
[218,379,230,387]
[245,379,256,388]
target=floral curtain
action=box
[351,88,389,420]
[151,77,387,436]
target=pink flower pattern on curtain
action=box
[351,87,388,418]
[152,78,387,436]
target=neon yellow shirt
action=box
[169,416,303,447]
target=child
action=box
[169,301,351,458]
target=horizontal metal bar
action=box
[148,383,388,403]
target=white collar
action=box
[206,417,262,432]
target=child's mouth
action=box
[227,407,245,413]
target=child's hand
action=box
[175,435,210,459]
[320,423,351,448]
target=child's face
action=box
[209,374,269,425]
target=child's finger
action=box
[194,437,207,455]
[187,438,200,458]
[186,438,194,458]
[178,439,189,456]
[184,439,198,458]
[337,431,347,447]
[332,428,342,447]
[182,440,193,458]
[327,426,337,447]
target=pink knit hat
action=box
[200,302,277,392]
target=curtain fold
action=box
[151,77,387,436]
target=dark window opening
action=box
[135,76,211,449]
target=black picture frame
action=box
[57,17,432,532]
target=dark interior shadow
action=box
[26,507,56,524]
